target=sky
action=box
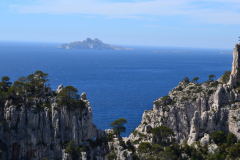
[1,0,240,48]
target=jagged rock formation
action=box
[0,85,106,160]
[128,43,240,148]
[229,43,240,85]
[105,129,133,160]
[57,38,133,50]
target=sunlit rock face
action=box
[128,43,240,146]
[0,91,106,160]
[229,43,240,85]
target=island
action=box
[57,38,134,50]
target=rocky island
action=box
[1,43,240,159]
[57,38,133,50]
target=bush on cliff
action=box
[210,131,226,145]
[110,118,127,135]
[65,140,80,160]
[192,77,199,83]
[222,71,231,83]
[105,151,117,160]
[57,86,86,109]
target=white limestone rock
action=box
[57,84,63,93]
[208,143,219,154]
[81,92,87,100]
[200,133,210,146]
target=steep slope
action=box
[128,43,240,148]
[0,75,106,159]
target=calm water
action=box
[0,41,233,136]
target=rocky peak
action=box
[229,43,240,85]
[81,92,87,100]
[85,38,93,43]
[93,38,102,43]
[57,84,63,93]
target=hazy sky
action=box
[1,0,240,48]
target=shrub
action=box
[133,138,142,144]
[183,77,189,83]
[222,71,231,83]
[176,86,183,91]
[191,97,197,102]
[138,142,152,154]
[207,90,214,95]
[162,95,170,101]
[153,101,160,105]
[131,129,138,137]
[210,131,226,145]
[143,122,148,125]
[227,132,237,147]
[163,106,170,112]
[182,97,189,101]
[106,151,117,160]
[194,87,203,93]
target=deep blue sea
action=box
[0,41,233,136]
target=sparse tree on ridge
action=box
[209,74,216,81]
[183,77,189,83]
[0,76,12,92]
[110,118,127,136]
[192,77,199,83]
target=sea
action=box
[0,41,234,137]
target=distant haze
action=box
[1,0,240,49]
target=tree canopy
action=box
[210,131,226,145]
[57,86,85,109]
[183,77,189,83]
[0,76,12,92]
[110,118,127,135]
[209,74,216,81]
[192,77,199,83]
[138,142,152,154]
[151,125,175,146]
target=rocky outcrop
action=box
[128,43,240,147]
[0,86,106,160]
[229,43,240,85]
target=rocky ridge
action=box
[0,85,106,160]
[127,43,240,151]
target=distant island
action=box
[153,51,191,53]
[57,38,133,50]
[220,52,232,54]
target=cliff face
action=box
[229,43,240,85]
[0,87,105,160]
[128,43,240,147]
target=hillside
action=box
[123,43,240,159]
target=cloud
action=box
[9,0,240,25]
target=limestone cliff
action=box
[127,43,240,148]
[0,85,106,160]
